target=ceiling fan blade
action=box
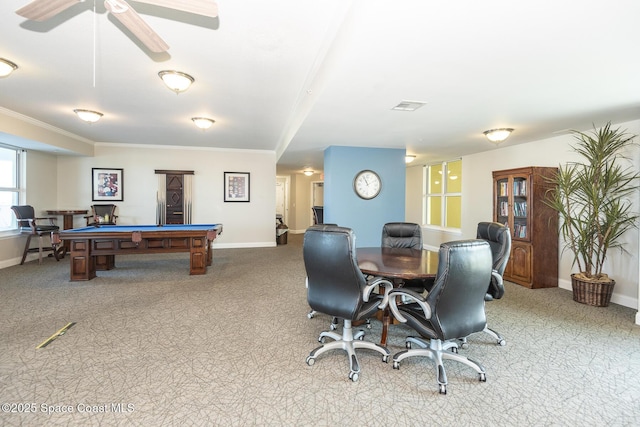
[105,0,170,53]
[16,0,82,21]
[132,0,218,18]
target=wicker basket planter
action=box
[571,274,615,307]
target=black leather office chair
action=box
[472,221,511,346]
[381,222,434,292]
[85,204,118,226]
[304,225,393,382]
[388,239,494,394]
[11,205,60,265]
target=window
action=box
[0,145,21,232]
[425,159,462,229]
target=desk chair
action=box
[470,221,511,346]
[381,222,434,293]
[85,204,118,226]
[304,225,393,382]
[388,239,494,394]
[11,205,60,265]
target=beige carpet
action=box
[1,233,639,426]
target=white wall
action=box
[0,143,277,267]
[56,144,277,248]
[0,150,60,265]
[413,119,640,312]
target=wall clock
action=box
[353,170,382,200]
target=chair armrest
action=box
[35,217,57,226]
[363,276,393,309]
[388,288,432,323]
[488,270,505,299]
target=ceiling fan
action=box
[16,0,219,53]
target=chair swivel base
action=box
[459,325,506,348]
[306,319,390,382]
[392,337,486,394]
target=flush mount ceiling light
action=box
[303,170,314,176]
[405,155,416,164]
[74,109,103,123]
[483,128,514,144]
[0,58,18,77]
[191,117,215,129]
[158,70,194,93]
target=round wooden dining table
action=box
[357,247,439,346]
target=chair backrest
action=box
[91,204,117,222]
[476,222,511,299]
[476,222,511,275]
[426,239,493,340]
[381,222,422,249]
[11,205,35,230]
[303,225,367,320]
[311,206,324,224]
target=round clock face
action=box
[353,170,382,200]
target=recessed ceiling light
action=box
[392,100,427,111]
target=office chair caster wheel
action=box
[330,323,337,330]
[439,384,447,395]
[382,355,389,363]
[460,342,469,350]
[392,361,400,369]
[307,311,315,319]
[405,342,412,349]
[349,371,359,382]
[366,320,372,329]
[497,339,506,346]
[479,373,486,382]
[306,356,315,366]
[318,336,326,343]
[450,347,458,354]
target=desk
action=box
[46,209,88,255]
[357,247,439,346]
[54,224,223,281]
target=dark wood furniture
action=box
[357,247,439,345]
[11,205,60,265]
[54,224,222,281]
[493,167,558,288]
[46,209,88,255]
[85,205,118,226]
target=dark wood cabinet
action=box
[493,167,558,288]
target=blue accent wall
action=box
[324,146,405,247]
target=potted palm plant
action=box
[545,122,639,306]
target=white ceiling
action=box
[2,0,639,174]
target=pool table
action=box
[53,224,223,281]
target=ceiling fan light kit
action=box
[483,128,514,144]
[159,70,195,93]
[0,58,18,77]
[74,109,103,123]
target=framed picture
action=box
[224,172,250,202]
[92,168,123,201]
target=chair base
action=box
[306,319,390,382]
[459,325,506,348]
[393,336,486,394]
